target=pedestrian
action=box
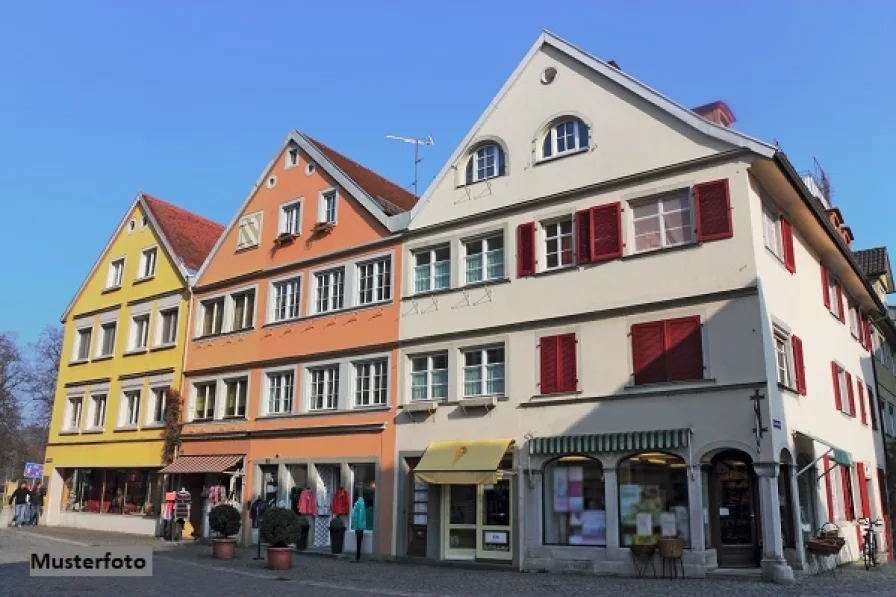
[8,482,30,528]
[30,482,44,526]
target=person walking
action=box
[8,482,31,528]
[30,482,45,525]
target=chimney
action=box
[692,101,736,128]
[608,60,621,71]
[840,226,854,249]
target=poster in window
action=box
[619,485,641,526]
[567,466,584,512]
[660,512,677,537]
[553,466,569,512]
[579,510,606,546]
[636,512,653,537]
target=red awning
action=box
[159,455,243,474]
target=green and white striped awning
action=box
[528,428,691,456]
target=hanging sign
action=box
[24,463,43,479]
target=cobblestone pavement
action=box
[1,526,895,596]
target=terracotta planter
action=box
[212,538,236,560]
[267,547,293,570]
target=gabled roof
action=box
[407,30,776,222]
[61,193,224,321]
[194,131,415,285]
[854,247,894,290]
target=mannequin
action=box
[350,495,366,562]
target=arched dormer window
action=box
[465,143,506,184]
[542,117,589,159]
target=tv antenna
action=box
[385,134,434,198]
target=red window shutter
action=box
[781,218,796,273]
[835,285,845,323]
[664,316,704,382]
[575,209,592,265]
[516,222,536,277]
[858,463,871,519]
[632,322,666,385]
[694,179,732,241]
[821,265,830,308]
[846,372,856,417]
[842,466,855,521]
[858,381,867,424]
[863,318,873,352]
[831,361,843,412]
[591,202,622,262]
[823,456,835,522]
[557,333,578,392]
[539,336,558,394]
[791,335,806,395]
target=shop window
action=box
[618,452,690,547]
[350,463,376,531]
[778,464,795,548]
[796,454,818,544]
[543,457,606,546]
[60,468,160,515]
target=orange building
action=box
[168,131,415,553]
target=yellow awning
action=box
[414,438,514,485]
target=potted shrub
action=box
[260,507,300,570]
[329,516,346,554]
[209,504,242,560]
[296,515,312,551]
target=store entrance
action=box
[442,480,512,561]
[709,450,760,568]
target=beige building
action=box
[390,31,894,581]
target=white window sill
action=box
[69,358,89,366]
[151,342,177,352]
[102,285,122,293]
[92,354,114,362]
[82,428,104,434]
[624,241,697,260]
[113,425,139,432]
[59,429,80,435]
[351,403,390,410]
[534,146,589,166]
[133,275,155,285]
[143,423,165,429]
[456,173,503,189]
[123,348,148,357]
[266,316,302,327]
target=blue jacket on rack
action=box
[350,497,366,531]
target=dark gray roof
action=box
[853,247,890,277]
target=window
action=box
[193,382,216,421]
[279,201,302,236]
[231,290,255,331]
[120,390,141,427]
[320,190,337,224]
[539,334,577,394]
[831,363,854,416]
[271,278,301,322]
[868,385,878,430]
[350,463,376,530]
[65,396,83,431]
[89,394,107,429]
[358,258,392,304]
[286,146,299,168]
[266,371,294,415]
[130,315,150,351]
[148,388,167,425]
[774,331,793,387]
[463,346,505,397]
[542,118,588,159]
[315,268,345,313]
[224,378,247,418]
[828,277,843,320]
[414,247,450,293]
[158,308,178,345]
[796,454,817,544]
[200,298,225,336]
[631,317,704,385]
[618,453,690,547]
[632,191,693,252]
[465,235,504,284]
[410,354,448,401]
[465,143,505,184]
[310,366,339,410]
[543,458,606,546]
[139,247,157,279]
[849,302,859,338]
[544,219,574,269]
[74,327,92,361]
[762,205,782,258]
[237,213,261,250]
[106,259,124,289]
[97,322,116,357]
[355,360,388,407]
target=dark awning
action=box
[159,455,243,474]
[529,428,691,456]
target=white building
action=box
[390,31,894,582]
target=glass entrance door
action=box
[711,456,759,568]
[477,479,512,560]
[444,485,477,559]
[442,480,513,561]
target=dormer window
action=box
[465,143,505,184]
[542,118,588,159]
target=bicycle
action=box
[858,517,884,569]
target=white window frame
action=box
[314,267,346,314]
[762,204,783,260]
[192,381,217,421]
[542,218,574,270]
[309,365,340,411]
[230,289,256,332]
[413,246,450,294]
[462,345,506,398]
[73,325,93,362]
[318,188,338,224]
[96,322,117,358]
[138,246,158,279]
[263,368,296,416]
[541,118,588,160]
[268,275,302,323]
[119,389,141,428]
[198,296,225,337]
[155,306,179,347]
[285,146,299,169]
[223,376,249,418]
[630,190,694,254]
[830,464,845,521]
[87,393,107,430]
[828,277,842,319]
[147,387,167,426]
[464,234,505,285]
[357,257,392,305]
[848,301,859,338]
[773,328,793,388]
[278,199,303,236]
[468,144,502,183]
[106,258,125,289]
[63,395,83,432]
[129,314,150,352]
[835,364,850,416]
[409,352,449,401]
[354,359,388,407]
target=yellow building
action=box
[44,193,222,534]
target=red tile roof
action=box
[142,194,225,272]
[304,135,418,214]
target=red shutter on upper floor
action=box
[858,381,867,424]
[835,285,845,323]
[664,316,704,382]
[831,362,843,411]
[516,222,536,277]
[694,179,732,241]
[846,371,856,417]
[858,463,871,519]
[863,317,873,352]
[539,336,558,395]
[575,210,592,265]
[842,466,855,521]
[557,334,578,392]
[791,335,806,395]
[632,322,666,385]
[823,456,835,522]
[781,218,796,273]
[591,202,623,262]
[821,265,831,308]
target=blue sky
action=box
[1,1,893,344]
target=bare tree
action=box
[28,325,63,432]
[0,332,26,480]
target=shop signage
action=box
[773,419,782,429]
[484,531,507,545]
[24,463,43,479]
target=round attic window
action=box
[305,163,315,176]
[540,67,558,85]
[266,175,277,189]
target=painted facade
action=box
[391,32,895,581]
[177,132,415,553]
[44,194,223,535]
